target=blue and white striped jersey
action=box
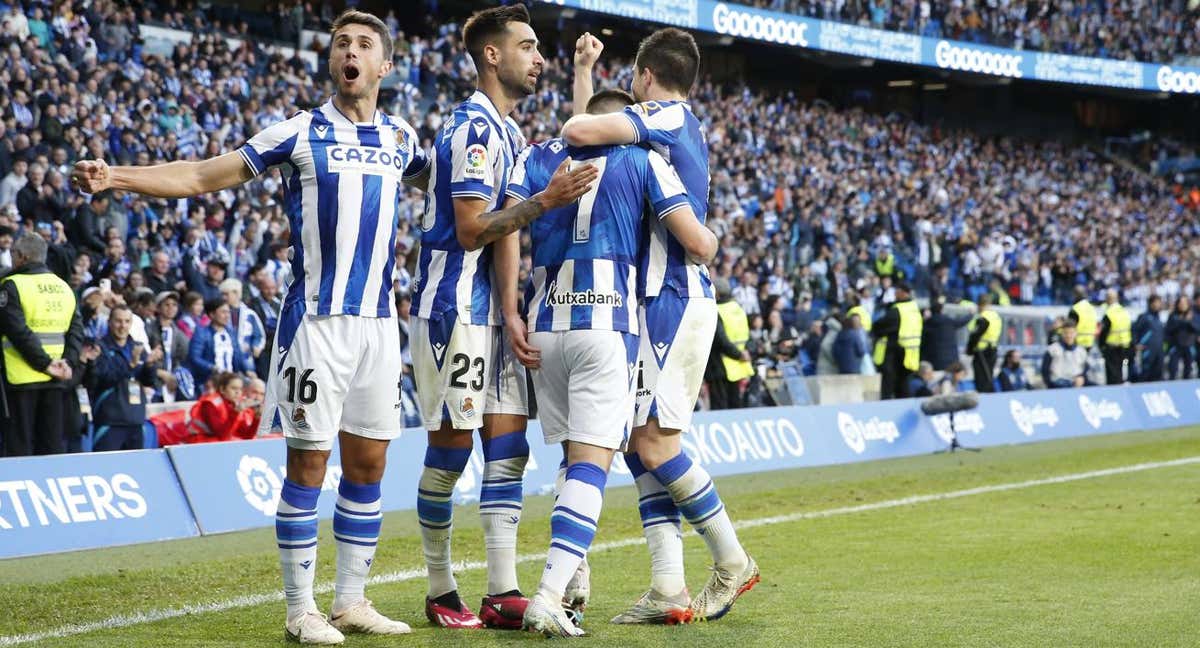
[236,98,428,318]
[414,91,527,325]
[506,138,689,334]
[621,100,713,300]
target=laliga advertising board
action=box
[0,450,198,559]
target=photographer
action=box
[86,305,160,451]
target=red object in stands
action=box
[152,394,260,446]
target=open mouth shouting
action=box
[342,62,361,82]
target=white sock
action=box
[277,479,320,619]
[418,446,470,598]
[634,472,686,596]
[651,453,747,571]
[538,462,607,600]
[479,431,529,595]
[332,479,382,613]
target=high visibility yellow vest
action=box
[716,300,755,382]
[971,309,1002,350]
[846,305,869,325]
[1072,299,1097,348]
[1105,303,1131,348]
[872,300,922,371]
[1,272,75,385]
[992,290,1011,306]
[875,255,895,277]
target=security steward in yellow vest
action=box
[1098,289,1132,385]
[966,294,1002,393]
[871,282,922,399]
[706,278,754,410]
[0,234,83,457]
[1067,285,1098,350]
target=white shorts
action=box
[267,305,403,451]
[485,325,529,418]
[530,329,639,451]
[411,313,529,431]
[634,292,718,431]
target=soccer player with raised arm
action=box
[505,89,717,637]
[75,11,430,645]
[562,30,760,624]
[410,4,597,630]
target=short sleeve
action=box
[505,145,537,202]
[450,117,499,200]
[645,151,690,219]
[401,125,430,179]
[623,102,687,146]
[237,113,307,176]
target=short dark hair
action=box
[204,298,228,316]
[331,10,393,61]
[462,4,531,67]
[635,28,700,95]
[586,89,635,114]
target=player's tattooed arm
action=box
[72,151,255,198]
[454,158,598,251]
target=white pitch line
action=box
[3,454,1197,646]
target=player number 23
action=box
[449,353,485,391]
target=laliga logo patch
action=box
[1078,394,1122,429]
[466,144,487,168]
[837,412,900,454]
[236,454,283,516]
[1008,400,1059,436]
[1142,390,1181,419]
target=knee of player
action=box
[286,448,330,487]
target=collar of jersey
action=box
[466,90,506,131]
[323,97,382,127]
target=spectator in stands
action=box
[183,372,259,442]
[177,291,206,340]
[910,361,936,397]
[219,278,265,376]
[936,362,968,394]
[181,247,229,303]
[1133,295,1165,383]
[145,250,182,295]
[146,291,192,400]
[186,299,253,388]
[87,304,161,451]
[1042,321,1088,389]
[833,312,868,374]
[998,350,1030,392]
[0,158,27,208]
[1166,296,1198,380]
[71,193,109,257]
[815,315,842,375]
[0,226,14,271]
[249,274,282,379]
[921,295,973,371]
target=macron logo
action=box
[314,125,328,138]
[300,560,313,570]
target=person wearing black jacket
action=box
[1132,295,1165,382]
[920,295,973,370]
[0,234,84,456]
[86,304,161,451]
[1165,296,1197,380]
[70,191,109,257]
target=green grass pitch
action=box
[2,426,1198,647]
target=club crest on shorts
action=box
[460,396,475,417]
[292,405,310,430]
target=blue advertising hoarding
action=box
[5,380,1199,557]
[540,0,1200,94]
[0,450,198,559]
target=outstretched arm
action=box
[72,151,254,199]
[561,112,638,147]
[454,158,597,251]
[572,33,603,117]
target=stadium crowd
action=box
[0,0,1198,455]
[741,0,1200,64]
